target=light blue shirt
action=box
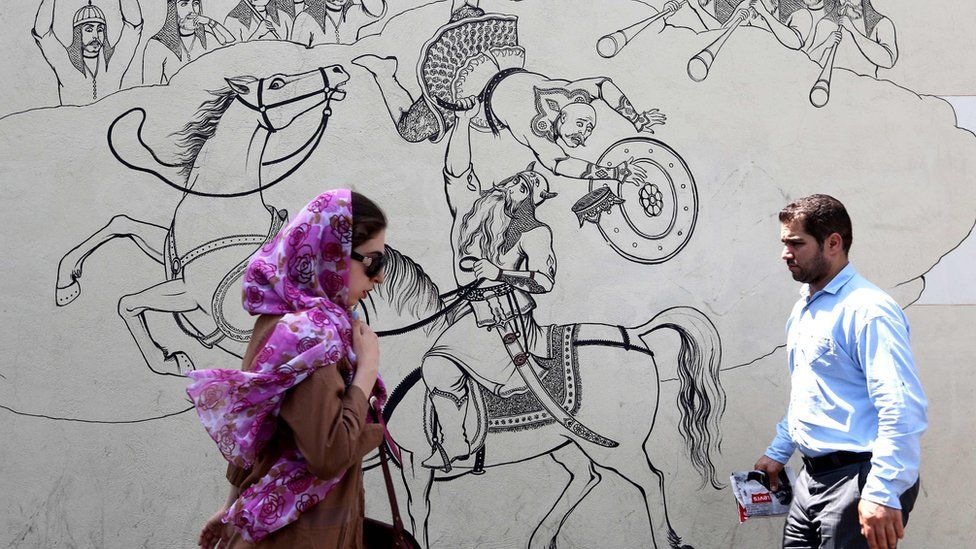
[765,263,928,509]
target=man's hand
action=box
[825,29,843,49]
[615,158,647,187]
[635,108,666,133]
[753,454,785,491]
[251,19,276,39]
[195,14,215,28]
[473,259,502,281]
[663,1,683,14]
[455,95,481,121]
[858,499,904,549]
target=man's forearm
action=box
[849,31,896,68]
[445,119,473,176]
[499,270,553,293]
[34,0,57,34]
[119,0,143,26]
[766,17,803,50]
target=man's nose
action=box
[781,247,793,261]
[373,271,385,284]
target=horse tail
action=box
[635,306,725,489]
[107,107,188,189]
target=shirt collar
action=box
[800,262,857,300]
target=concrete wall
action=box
[1,1,974,547]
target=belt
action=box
[802,451,872,475]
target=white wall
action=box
[2,1,974,547]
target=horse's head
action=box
[225,65,349,133]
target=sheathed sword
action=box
[495,310,618,448]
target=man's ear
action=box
[225,75,258,96]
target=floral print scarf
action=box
[186,189,386,542]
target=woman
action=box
[188,189,389,547]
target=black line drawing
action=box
[368,243,725,549]
[350,97,725,549]
[573,137,698,265]
[291,0,388,46]
[595,1,686,59]
[684,0,897,108]
[353,5,667,186]
[32,0,145,106]
[0,403,194,424]
[788,0,897,107]
[224,0,294,41]
[53,65,349,376]
[142,0,236,85]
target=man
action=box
[223,0,293,41]
[420,96,560,471]
[32,0,143,106]
[142,0,235,85]
[801,0,897,77]
[292,0,387,46]
[353,4,664,187]
[755,194,927,549]
[685,0,781,31]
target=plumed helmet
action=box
[73,1,107,27]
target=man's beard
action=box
[457,191,513,264]
[788,251,830,285]
[837,1,863,19]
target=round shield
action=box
[589,137,697,264]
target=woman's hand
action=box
[351,320,379,396]
[198,508,233,548]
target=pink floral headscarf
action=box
[186,189,387,542]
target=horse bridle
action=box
[235,67,342,133]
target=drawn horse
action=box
[365,246,726,549]
[54,66,349,376]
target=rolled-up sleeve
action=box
[280,363,384,480]
[858,314,928,509]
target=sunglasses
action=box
[350,250,386,278]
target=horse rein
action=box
[235,66,342,134]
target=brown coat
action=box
[223,315,384,548]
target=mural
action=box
[1,0,975,547]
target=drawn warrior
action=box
[353,4,665,187]
[223,0,294,42]
[417,96,564,471]
[292,0,387,46]
[796,0,897,77]
[142,0,235,85]
[32,0,143,106]
[685,0,782,31]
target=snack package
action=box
[730,467,795,523]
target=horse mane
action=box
[376,245,450,334]
[170,87,238,179]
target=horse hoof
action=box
[166,351,195,375]
[55,279,81,306]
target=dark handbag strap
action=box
[369,399,407,535]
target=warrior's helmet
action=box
[73,0,107,28]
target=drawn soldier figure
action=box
[685,0,781,31]
[32,0,144,105]
[142,0,235,84]
[292,0,387,46]
[223,0,294,42]
[418,96,566,471]
[801,0,897,77]
[353,4,665,187]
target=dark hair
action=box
[351,192,387,248]
[779,194,853,254]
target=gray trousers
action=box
[783,462,920,548]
